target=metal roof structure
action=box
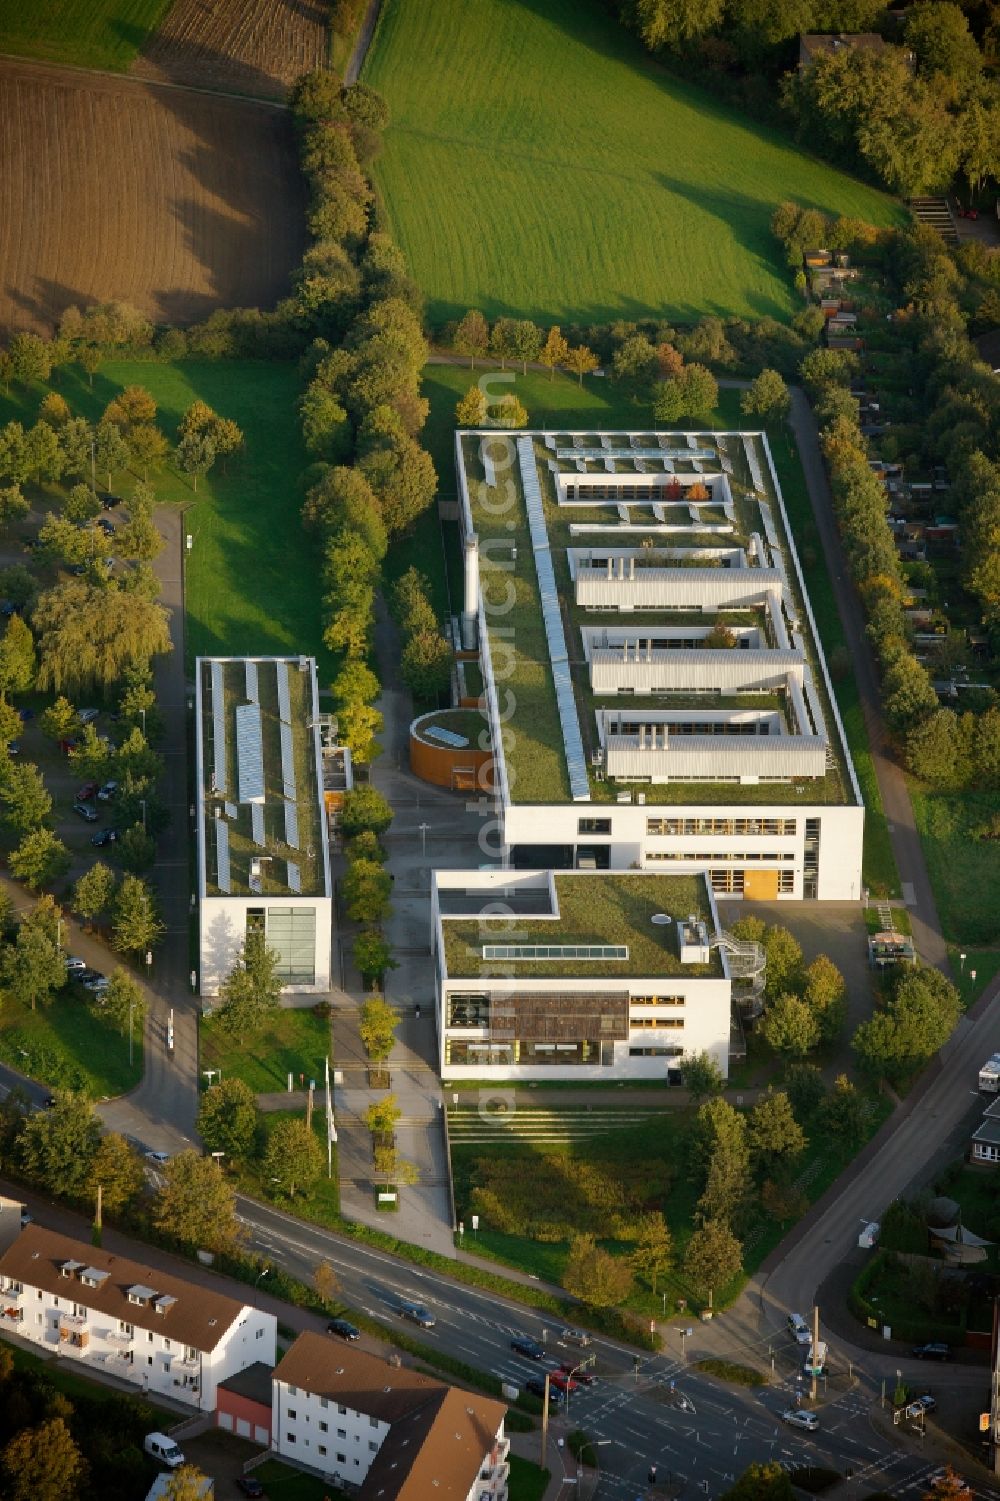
[245,659,258,704]
[280,720,296,802]
[284,800,299,850]
[251,802,266,848]
[287,861,301,894]
[211,660,227,794]
[215,817,231,894]
[276,658,291,725]
[554,446,715,462]
[235,703,265,804]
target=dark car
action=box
[96,518,115,536]
[913,1343,950,1361]
[91,828,117,847]
[525,1377,563,1405]
[76,781,99,801]
[398,1301,435,1329]
[72,801,98,822]
[326,1319,361,1342]
[100,492,123,509]
[558,1361,596,1385]
[18,708,34,722]
[510,1336,546,1361]
[58,738,79,755]
[97,780,119,802]
[0,600,17,617]
[76,969,103,985]
[236,1479,264,1498]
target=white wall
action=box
[199,895,333,996]
[272,1380,388,1487]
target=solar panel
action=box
[284,800,299,849]
[210,661,227,794]
[426,725,469,748]
[287,861,301,894]
[555,447,715,462]
[280,719,296,801]
[245,659,258,703]
[235,702,265,803]
[215,818,231,894]
[224,801,237,820]
[251,802,266,847]
[276,659,291,724]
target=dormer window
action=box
[127,1284,157,1306]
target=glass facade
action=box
[245,906,317,984]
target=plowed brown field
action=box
[0,58,306,336]
[132,0,329,100]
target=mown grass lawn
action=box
[0,0,172,70]
[235,1107,340,1220]
[363,0,902,326]
[509,1456,551,1501]
[0,360,325,676]
[200,1005,331,1094]
[910,789,1000,946]
[0,987,142,1098]
[252,1459,341,1501]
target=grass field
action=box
[0,360,325,674]
[509,1456,550,1501]
[200,1005,331,1093]
[251,1459,338,1501]
[0,0,172,70]
[910,789,1000,946]
[0,989,142,1098]
[363,0,902,326]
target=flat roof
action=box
[196,656,330,900]
[457,430,859,809]
[441,871,722,979]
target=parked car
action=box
[326,1319,361,1342]
[913,1343,951,1361]
[558,1361,596,1385]
[145,1150,170,1165]
[913,1394,937,1413]
[91,828,117,847]
[787,1312,812,1346]
[100,492,123,509]
[144,1434,184,1469]
[0,600,17,617]
[8,742,18,756]
[510,1336,546,1361]
[398,1301,435,1328]
[18,708,34,721]
[96,518,115,536]
[63,956,87,975]
[525,1377,563,1405]
[929,1471,969,1495]
[549,1371,580,1394]
[560,1327,592,1346]
[72,801,98,822]
[19,1210,31,1226]
[236,1480,264,1499]
[76,781,99,801]
[78,708,100,725]
[97,780,119,802]
[782,1408,819,1432]
[82,975,109,994]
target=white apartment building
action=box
[195,656,335,995]
[455,429,864,902]
[272,1332,508,1501]
[0,1226,276,1410]
[432,868,737,1082]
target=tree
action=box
[0,760,51,833]
[366,1093,401,1142]
[784,1062,825,1124]
[760,992,819,1057]
[683,1219,743,1300]
[453,310,490,368]
[111,874,165,955]
[0,694,21,752]
[39,391,70,427]
[104,384,157,429]
[456,386,488,426]
[489,318,519,369]
[802,954,847,1040]
[2,1417,83,1501]
[9,828,70,890]
[563,1232,634,1307]
[720,1461,793,1501]
[490,394,529,429]
[313,1260,340,1312]
[41,695,80,742]
[693,1098,750,1226]
[0,485,28,532]
[92,419,130,492]
[401,628,452,700]
[632,0,725,49]
[359,994,400,1063]
[613,334,658,385]
[263,1117,323,1199]
[33,579,171,696]
[98,969,147,1037]
[762,925,803,998]
[343,858,392,923]
[8,332,52,387]
[117,821,156,874]
[819,1074,868,1146]
[0,919,64,1011]
[741,369,790,422]
[341,785,393,837]
[0,614,36,695]
[565,344,600,385]
[116,483,162,563]
[87,1131,145,1212]
[215,929,283,1037]
[680,1050,725,1103]
[161,1466,214,1501]
[905,1,981,81]
[198,1077,259,1161]
[17,1092,101,1196]
[852,966,962,1083]
[539,326,570,380]
[176,432,216,492]
[748,1090,806,1168]
[72,861,116,923]
[631,1212,673,1293]
[153,1150,241,1251]
[510,320,543,375]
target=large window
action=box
[266,906,316,984]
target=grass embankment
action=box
[0,0,172,70]
[363,0,901,325]
[0,989,142,1098]
[509,1456,551,1501]
[910,789,1000,947]
[200,1006,331,1094]
[0,360,324,674]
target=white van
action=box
[144,1433,185,1468]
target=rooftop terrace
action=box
[440,871,721,979]
[458,429,858,809]
[197,656,328,899]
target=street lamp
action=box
[139,798,147,832]
[971,970,977,990]
[960,952,967,974]
[418,822,430,859]
[253,1266,270,1307]
[203,1069,218,1088]
[675,1327,693,1362]
[56,918,63,953]
[563,1354,596,1417]
[139,708,146,737]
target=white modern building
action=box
[432,868,740,1081]
[195,656,334,995]
[455,429,864,901]
[271,1331,508,1500]
[0,1226,276,1409]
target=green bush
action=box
[788,1467,840,1493]
[695,1358,766,1387]
[468,1151,674,1242]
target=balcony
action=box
[0,1302,22,1323]
[105,1332,133,1349]
[58,1316,89,1349]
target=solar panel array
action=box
[215,817,231,894]
[211,661,227,794]
[245,659,258,703]
[287,861,301,894]
[284,800,299,850]
[235,703,265,803]
[555,447,715,462]
[516,438,590,801]
[280,720,296,801]
[224,801,237,820]
[276,659,291,725]
[426,724,469,748]
[251,802,266,847]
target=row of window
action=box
[630,1017,683,1029]
[646,851,795,864]
[709,869,795,893]
[646,818,798,835]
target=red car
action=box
[558,1362,596,1386]
[58,738,79,756]
[550,1371,581,1394]
[76,782,99,800]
